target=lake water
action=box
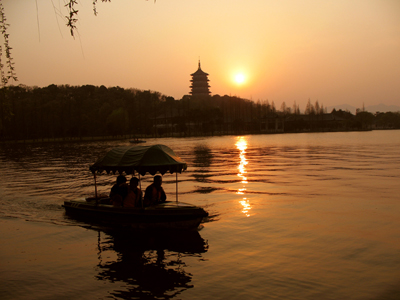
[1,131,400,300]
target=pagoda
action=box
[190,60,211,97]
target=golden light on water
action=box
[236,137,251,217]
[236,137,248,184]
[239,198,251,217]
[237,187,246,195]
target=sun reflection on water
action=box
[239,198,251,216]
[235,137,251,217]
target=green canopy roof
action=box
[90,144,187,176]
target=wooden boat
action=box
[129,139,146,144]
[129,137,146,144]
[63,199,207,230]
[63,144,208,230]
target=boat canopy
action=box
[90,144,187,176]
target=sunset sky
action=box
[3,0,400,110]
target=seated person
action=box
[143,175,166,206]
[124,177,142,208]
[109,175,128,207]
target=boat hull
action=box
[63,199,207,230]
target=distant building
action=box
[190,60,211,97]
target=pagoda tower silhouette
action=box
[190,60,211,97]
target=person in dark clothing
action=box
[109,175,128,207]
[143,175,166,206]
[124,177,142,208]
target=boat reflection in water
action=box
[94,227,208,299]
[235,137,252,217]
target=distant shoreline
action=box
[0,135,134,145]
[2,128,398,145]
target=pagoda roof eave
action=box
[191,69,209,76]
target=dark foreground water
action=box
[1,131,400,300]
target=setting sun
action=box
[234,73,246,85]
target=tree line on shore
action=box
[0,84,399,141]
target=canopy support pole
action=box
[94,173,98,205]
[176,172,178,203]
[94,173,98,198]
[139,173,143,208]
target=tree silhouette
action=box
[0,2,17,86]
